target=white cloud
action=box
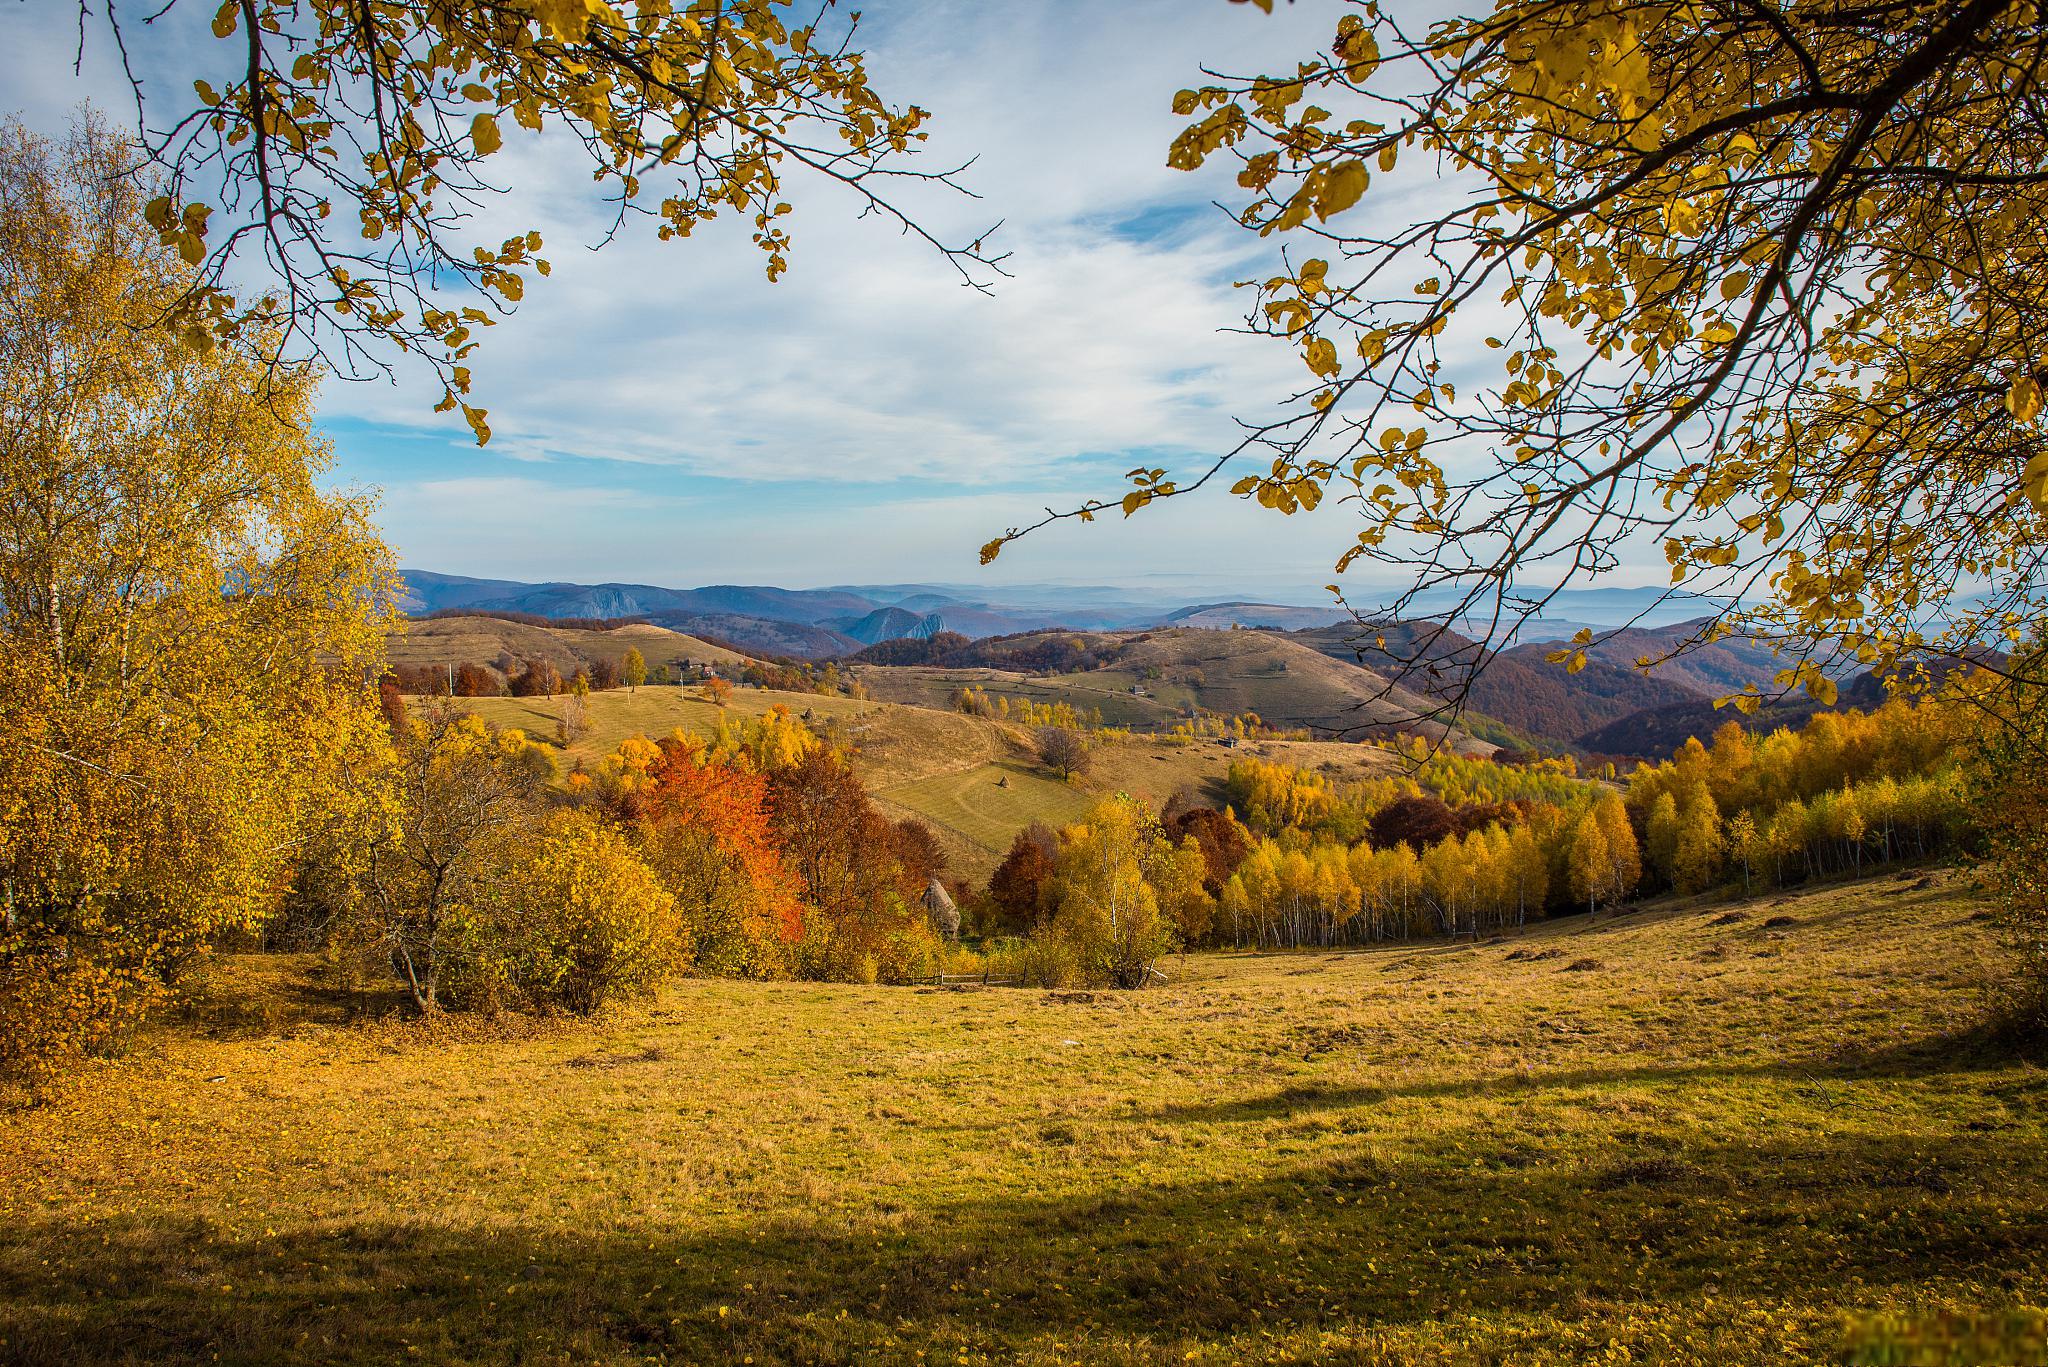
[317,0,1343,487]
[5,0,1477,591]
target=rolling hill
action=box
[385,617,751,686]
[854,627,1495,755]
[1291,617,1857,759]
[1293,621,1702,751]
[439,680,1407,880]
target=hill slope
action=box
[448,683,1405,880]
[1293,621,1701,747]
[854,627,1494,755]
[6,872,2035,1365]
[386,616,752,684]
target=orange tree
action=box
[629,734,803,978]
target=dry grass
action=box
[387,618,750,682]
[3,871,2043,1365]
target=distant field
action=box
[388,617,750,685]
[433,687,1406,880]
[875,760,1095,856]
[6,872,2041,1364]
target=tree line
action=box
[969,696,1976,962]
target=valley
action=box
[450,682,1406,881]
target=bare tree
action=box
[1036,726,1090,782]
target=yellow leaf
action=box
[1315,161,1369,221]
[472,113,503,156]
[2006,374,2042,424]
[1303,336,1339,378]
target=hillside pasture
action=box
[2,874,2041,1364]
[855,629,1496,755]
[435,687,1410,879]
[387,617,751,688]
[874,760,1095,859]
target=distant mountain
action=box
[1159,602,1353,631]
[398,570,553,614]
[1414,586,1723,642]
[831,606,944,646]
[643,613,861,660]
[399,571,1124,655]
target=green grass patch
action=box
[877,760,1095,858]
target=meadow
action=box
[4,871,2041,1365]
[448,685,1404,880]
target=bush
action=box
[0,934,162,1091]
[793,911,942,985]
[443,812,685,1015]
[984,935,1082,989]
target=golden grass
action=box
[387,617,751,681]
[875,760,1096,858]
[4,872,2043,1365]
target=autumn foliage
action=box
[627,737,805,979]
[0,121,393,1086]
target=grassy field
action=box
[874,760,1096,854]
[4,872,2043,1365]
[388,618,751,684]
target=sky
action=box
[1,0,1488,600]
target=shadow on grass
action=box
[1142,1022,2039,1127]
[3,1128,2043,1366]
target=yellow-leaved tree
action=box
[987,0,2047,706]
[0,118,395,1085]
[1043,796,1177,988]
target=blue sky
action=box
[2,0,1466,598]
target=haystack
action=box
[922,878,960,940]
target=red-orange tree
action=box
[632,735,802,978]
[766,748,944,983]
